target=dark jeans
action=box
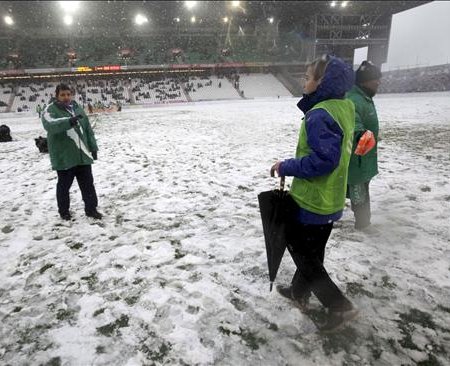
[348,182,371,229]
[286,220,352,311]
[56,165,98,215]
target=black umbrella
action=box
[258,177,297,291]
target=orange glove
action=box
[354,130,376,156]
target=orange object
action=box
[354,130,376,156]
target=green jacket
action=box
[346,85,379,185]
[41,101,98,171]
[290,99,355,215]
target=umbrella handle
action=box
[280,177,285,191]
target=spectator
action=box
[41,83,102,221]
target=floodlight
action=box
[135,14,149,25]
[59,1,80,13]
[185,1,197,10]
[4,15,14,25]
[63,14,73,25]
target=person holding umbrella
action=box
[270,55,358,333]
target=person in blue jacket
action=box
[271,55,358,333]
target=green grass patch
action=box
[96,315,129,337]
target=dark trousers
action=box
[348,182,371,229]
[56,165,98,215]
[286,221,352,311]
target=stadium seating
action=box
[236,73,292,98]
[11,82,56,113]
[187,76,241,101]
[0,72,296,112]
[379,64,450,93]
[0,83,13,112]
[131,77,187,104]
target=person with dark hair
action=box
[346,61,382,231]
[270,55,358,333]
[41,83,102,221]
[0,125,13,142]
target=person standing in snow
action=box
[41,83,102,221]
[36,104,42,118]
[270,55,358,333]
[346,61,382,230]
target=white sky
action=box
[384,1,450,70]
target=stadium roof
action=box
[0,1,431,35]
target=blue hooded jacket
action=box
[279,56,355,224]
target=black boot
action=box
[60,212,72,221]
[319,304,359,333]
[86,209,103,220]
[276,285,309,311]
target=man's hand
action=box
[69,114,82,127]
[92,151,98,160]
[270,161,283,177]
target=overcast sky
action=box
[383,1,450,70]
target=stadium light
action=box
[341,1,348,7]
[330,1,336,7]
[134,14,149,25]
[268,17,274,24]
[4,15,14,26]
[231,1,240,7]
[223,16,229,23]
[185,1,197,10]
[174,17,180,23]
[190,16,196,23]
[59,1,81,13]
[63,14,73,25]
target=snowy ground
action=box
[0,94,449,366]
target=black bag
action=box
[35,136,48,153]
[0,125,12,142]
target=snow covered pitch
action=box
[1,94,449,365]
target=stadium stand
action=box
[131,77,187,104]
[0,72,295,112]
[74,79,130,106]
[12,82,56,113]
[379,64,450,93]
[0,83,13,112]
[236,73,292,98]
[187,76,241,101]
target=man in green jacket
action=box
[346,61,382,230]
[41,83,102,221]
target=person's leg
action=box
[75,165,99,215]
[348,182,371,229]
[56,168,76,217]
[289,223,353,311]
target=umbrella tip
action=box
[270,282,273,292]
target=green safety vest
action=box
[290,99,355,215]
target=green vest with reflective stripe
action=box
[290,99,355,215]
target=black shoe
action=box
[276,285,309,311]
[319,307,359,334]
[86,210,103,220]
[60,212,72,221]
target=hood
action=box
[298,55,355,114]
